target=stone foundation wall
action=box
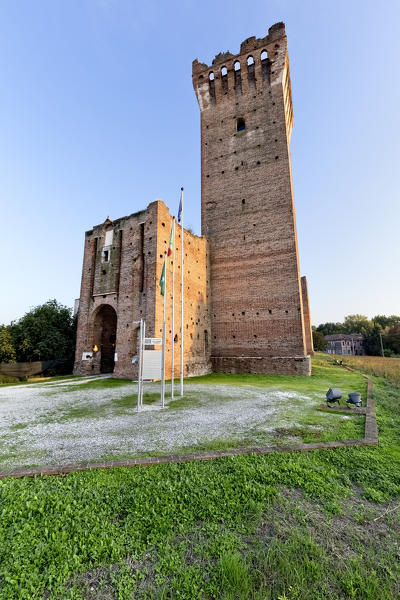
[212,355,311,376]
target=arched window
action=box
[234,60,241,71]
[237,118,245,132]
[221,66,227,76]
[261,50,268,61]
[247,55,254,66]
[209,71,214,81]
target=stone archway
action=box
[92,305,117,374]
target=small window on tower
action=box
[237,118,245,132]
[102,249,110,263]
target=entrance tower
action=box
[192,22,312,374]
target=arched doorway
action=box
[93,305,117,373]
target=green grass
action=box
[0,356,399,599]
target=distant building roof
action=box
[325,333,364,341]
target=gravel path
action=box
[0,377,318,469]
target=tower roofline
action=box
[192,22,286,75]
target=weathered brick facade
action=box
[74,22,313,378]
[74,201,211,378]
[192,22,312,375]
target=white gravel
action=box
[0,377,323,469]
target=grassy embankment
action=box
[336,354,400,386]
[0,354,399,599]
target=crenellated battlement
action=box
[192,22,289,112]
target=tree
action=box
[342,314,371,334]
[0,326,16,363]
[363,324,383,356]
[316,322,344,336]
[312,330,326,351]
[383,323,400,355]
[372,315,400,330]
[10,300,76,363]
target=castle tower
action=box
[192,22,312,375]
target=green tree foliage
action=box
[9,300,76,363]
[0,326,16,363]
[362,324,383,356]
[315,314,400,356]
[316,322,344,336]
[312,330,326,351]
[372,314,400,330]
[342,314,372,334]
[383,322,400,355]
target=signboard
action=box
[142,350,162,380]
[144,338,162,345]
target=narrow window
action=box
[102,248,110,263]
[139,222,145,292]
[237,118,245,132]
[247,55,254,66]
[209,71,214,81]
[204,330,209,355]
[221,66,228,93]
[234,60,241,71]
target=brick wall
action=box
[73,201,211,379]
[301,276,314,356]
[192,22,311,375]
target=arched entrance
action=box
[93,305,117,373]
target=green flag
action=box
[159,259,166,296]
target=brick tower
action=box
[192,22,313,375]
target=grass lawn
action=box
[0,355,399,599]
[0,357,367,469]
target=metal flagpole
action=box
[140,320,145,408]
[179,188,184,396]
[171,219,175,398]
[161,252,167,408]
[137,318,143,412]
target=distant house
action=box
[325,334,365,355]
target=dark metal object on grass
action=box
[326,388,342,406]
[346,392,362,407]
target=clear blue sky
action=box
[1,0,399,326]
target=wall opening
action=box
[139,222,145,293]
[209,71,216,101]
[221,65,228,93]
[93,304,117,374]
[237,118,245,132]
[247,55,255,86]
[233,60,241,92]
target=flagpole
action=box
[161,252,167,408]
[171,218,175,398]
[180,188,184,397]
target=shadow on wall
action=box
[163,291,211,379]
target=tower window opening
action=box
[237,118,245,132]
[261,50,268,61]
[234,60,240,71]
[247,55,254,66]
[102,249,110,263]
[221,66,227,76]
[209,71,214,81]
